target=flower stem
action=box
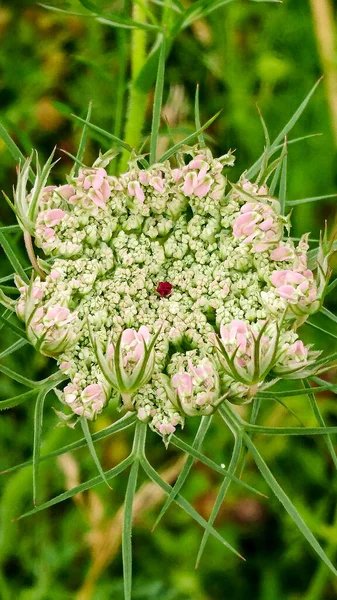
[119,1,149,172]
[23,231,45,279]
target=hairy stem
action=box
[24,231,45,279]
[119,1,149,172]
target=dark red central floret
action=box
[156,282,172,297]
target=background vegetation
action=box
[1,1,337,598]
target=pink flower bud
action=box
[233,202,282,252]
[138,171,150,185]
[60,361,71,372]
[58,184,76,201]
[216,319,280,386]
[170,358,219,416]
[45,305,72,326]
[81,383,105,405]
[271,268,317,308]
[44,209,65,227]
[157,422,176,436]
[128,181,145,204]
[43,227,56,241]
[50,269,61,280]
[150,175,165,193]
[270,243,295,262]
[172,168,183,183]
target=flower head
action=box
[12,145,328,439]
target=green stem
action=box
[196,414,242,567]
[120,1,149,172]
[123,421,147,600]
[131,419,147,458]
[239,397,261,477]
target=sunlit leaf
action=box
[150,34,166,164]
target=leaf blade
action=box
[150,33,166,164]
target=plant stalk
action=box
[120,1,149,172]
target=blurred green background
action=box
[1,0,337,598]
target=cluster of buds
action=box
[27,304,80,357]
[233,200,285,252]
[11,151,57,234]
[173,149,234,214]
[75,167,112,210]
[15,275,80,357]
[213,320,279,394]
[61,380,110,420]
[35,208,66,252]
[9,144,330,438]
[270,269,318,313]
[264,231,332,318]
[273,339,321,378]
[212,319,319,400]
[161,355,221,416]
[90,326,160,411]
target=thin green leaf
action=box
[74,102,92,176]
[170,435,266,497]
[311,376,337,390]
[141,456,245,560]
[0,313,28,340]
[33,388,47,505]
[0,231,29,284]
[173,0,234,33]
[1,413,137,475]
[97,15,163,32]
[246,79,322,180]
[243,424,337,436]
[0,389,36,411]
[0,364,38,388]
[307,321,337,341]
[123,460,139,600]
[60,149,86,169]
[270,396,305,427]
[39,3,90,16]
[14,456,133,520]
[327,278,337,295]
[0,266,32,285]
[286,194,337,207]
[257,387,332,398]
[0,123,35,184]
[0,225,21,234]
[153,416,212,530]
[239,397,261,478]
[81,417,112,490]
[71,114,132,152]
[0,338,28,360]
[243,433,337,576]
[78,0,99,11]
[194,84,205,147]
[159,110,222,162]
[321,306,337,325]
[196,424,243,567]
[71,114,149,168]
[279,141,287,215]
[150,34,166,164]
[0,285,19,295]
[302,380,337,469]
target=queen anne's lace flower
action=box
[14,145,329,441]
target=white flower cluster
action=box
[14,146,327,441]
